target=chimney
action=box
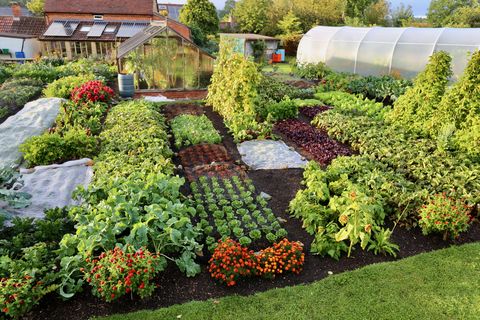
[11,2,22,19]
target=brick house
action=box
[0,3,45,59]
[39,0,191,59]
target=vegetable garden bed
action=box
[27,102,480,320]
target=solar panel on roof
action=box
[87,21,108,37]
[44,20,80,37]
[116,22,148,38]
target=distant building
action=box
[39,0,191,59]
[0,3,44,59]
[220,33,280,60]
[156,0,185,21]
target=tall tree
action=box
[345,0,376,19]
[219,0,236,19]
[26,0,44,15]
[363,0,389,26]
[391,3,414,27]
[277,10,302,35]
[427,0,474,27]
[179,0,219,36]
[233,0,270,33]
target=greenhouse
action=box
[117,23,215,90]
[297,26,480,80]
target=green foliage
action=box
[55,101,108,136]
[418,193,473,240]
[427,0,474,26]
[170,114,222,148]
[289,160,400,259]
[293,62,331,81]
[26,0,44,14]
[265,97,298,121]
[346,75,412,102]
[277,10,302,35]
[0,168,31,215]
[43,74,96,99]
[19,126,98,167]
[0,78,43,110]
[233,0,270,33]
[446,5,480,27]
[387,51,452,135]
[12,62,60,83]
[391,3,414,27]
[179,0,219,36]
[0,65,12,84]
[207,40,270,141]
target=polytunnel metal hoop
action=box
[388,27,410,75]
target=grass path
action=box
[99,243,480,320]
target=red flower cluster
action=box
[208,238,257,286]
[208,238,305,286]
[71,80,114,104]
[84,246,166,302]
[257,239,305,279]
[0,275,48,318]
[419,192,473,240]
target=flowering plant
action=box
[71,80,114,104]
[0,274,57,318]
[84,246,166,302]
[208,239,257,286]
[257,239,305,279]
[419,193,473,240]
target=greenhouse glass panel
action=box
[326,27,370,73]
[297,26,342,63]
[118,24,214,90]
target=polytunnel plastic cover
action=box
[297,26,480,80]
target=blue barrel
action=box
[118,73,135,98]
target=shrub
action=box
[208,239,257,286]
[346,75,412,102]
[387,51,452,135]
[293,62,331,81]
[0,65,13,84]
[418,193,472,240]
[84,246,167,302]
[257,239,304,278]
[71,80,114,104]
[12,62,62,83]
[266,97,298,120]
[0,78,44,109]
[43,74,96,99]
[19,126,98,167]
[55,101,108,136]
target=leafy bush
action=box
[43,74,96,99]
[294,62,331,81]
[265,97,298,120]
[387,51,452,135]
[0,78,43,109]
[12,62,62,83]
[71,80,114,104]
[207,40,269,141]
[57,59,117,81]
[170,114,222,148]
[19,126,98,167]
[346,75,412,102]
[55,101,108,136]
[0,65,12,84]
[84,246,167,302]
[419,193,473,240]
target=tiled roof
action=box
[0,6,32,16]
[0,16,46,38]
[44,0,155,15]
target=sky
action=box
[210,0,431,17]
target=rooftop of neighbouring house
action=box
[44,0,155,15]
[220,33,280,41]
[0,6,31,16]
[0,16,46,38]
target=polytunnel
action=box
[297,26,480,80]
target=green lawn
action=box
[99,243,480,320]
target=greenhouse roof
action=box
[297,26,480,80]
[117,22,214,59]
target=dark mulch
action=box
[285,79,317,89]
[178,144,232,169]
[27,104,480,320]
[162,103,204,120]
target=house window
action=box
[80,26,91,32]
[93,14,104,20]
[104,25,116,33]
